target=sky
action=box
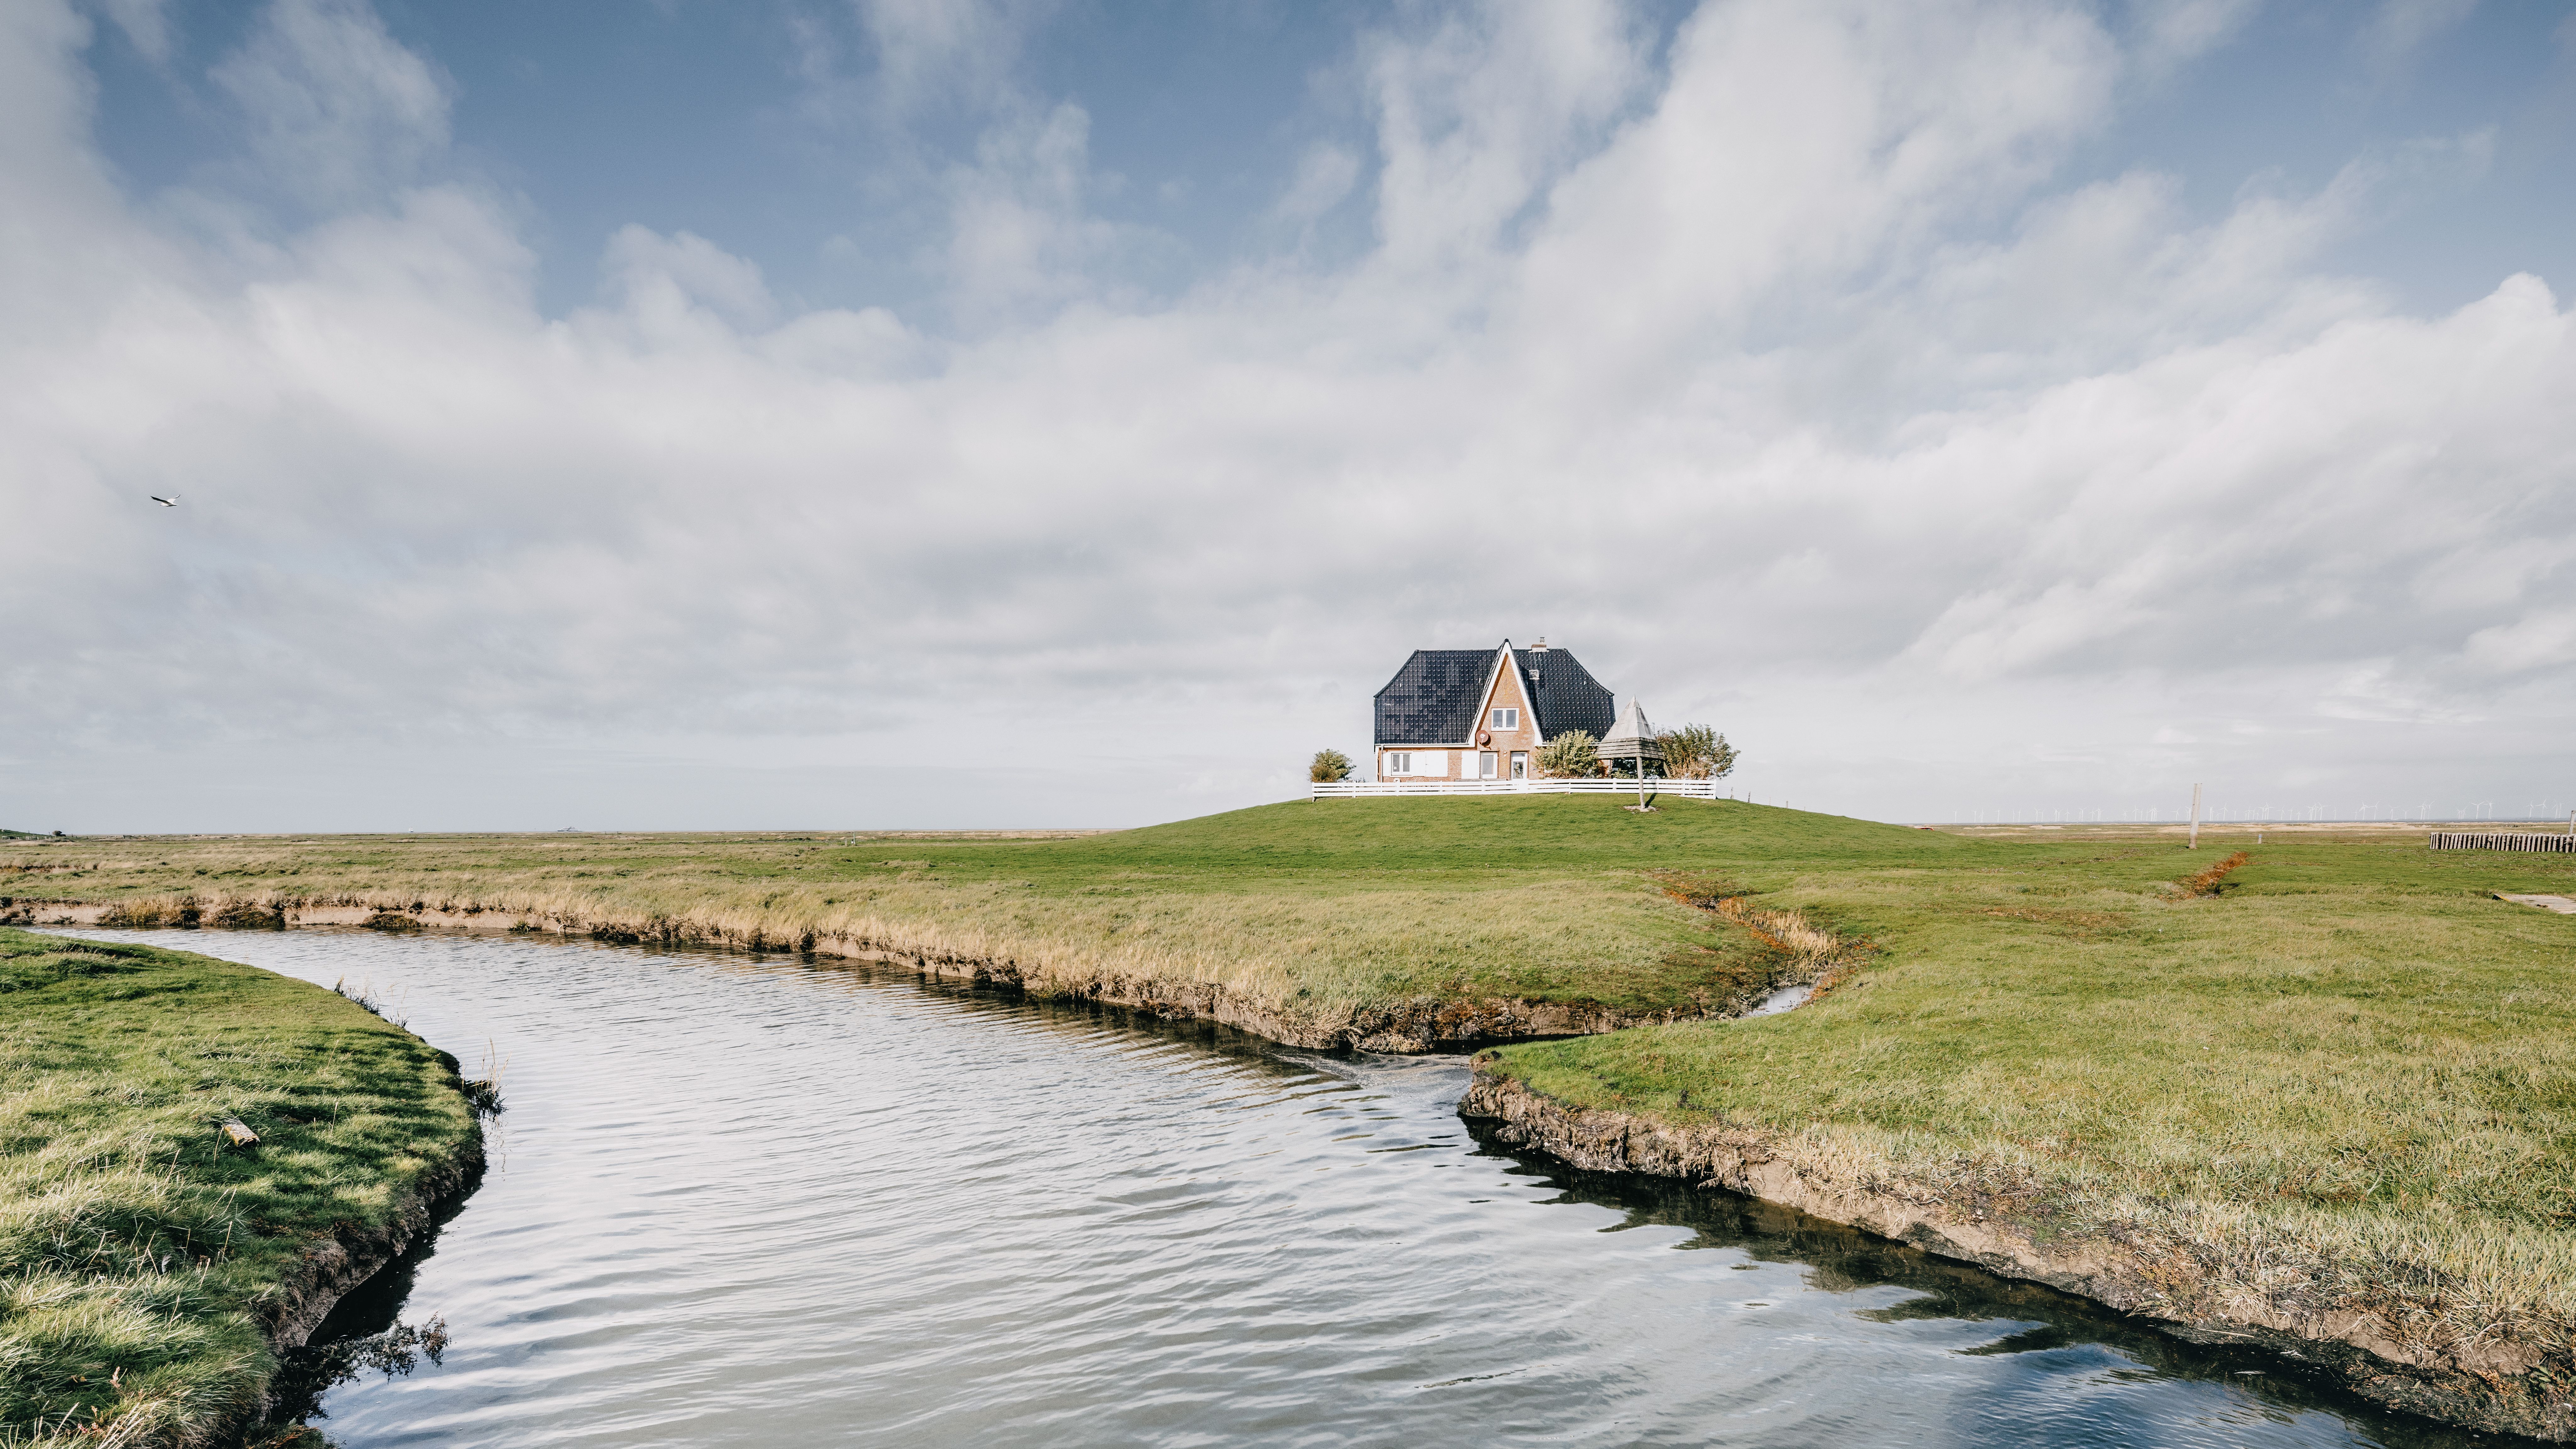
[4,0,2573,832]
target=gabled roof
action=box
[1373,642,1616,747]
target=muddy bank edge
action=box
[258,1085,486,1361]
[1461,1064,2574,1442]
[23,901,1742,1052]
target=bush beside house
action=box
[1535,730,1600,779]
[1656,724,1737,780]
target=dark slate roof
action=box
[1518,648,1615,740]
[1372,645,1616,746]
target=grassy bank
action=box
[1475,820,2576,1433]
[0,800,1944,1042]
[0,929,481,1447]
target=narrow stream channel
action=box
[68,929,2488,1447]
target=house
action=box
[1371,639,1616,781]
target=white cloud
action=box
[1362,0,1650,276]
[854,0,1051,114]
[3,0,2572,830]
[601,226,780,336]
[207,0,449,211]
[2125,0,2259,74]
[1273,144,1360,229]
[2466,610,2576,676]
[938,102,1138,324]
[1507,1,2120,396]
[2316,664,2485,724]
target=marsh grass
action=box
[11,807,2576,1379]
[0,930,478,1446]
[0,800,1948,1032]
[1489,825,2576,1379]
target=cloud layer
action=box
[4,0,2570,830]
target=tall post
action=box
[2189,784,2202,850]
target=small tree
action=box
[1655,724,1738,781]
[1535,730,1600,779]
[1309,748,1354,783]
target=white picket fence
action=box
[2429,831,2576,854]
[1311,777,1723,800]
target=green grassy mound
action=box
[0,929,480,1447]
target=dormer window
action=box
[1490,708,1519,730]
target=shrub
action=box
[95,900,170,929]
[209,899,286,930]
[1535,730,1600,779]
[1656,724,1738,781]
[1309,749,1354,783]
[97,896,202,929]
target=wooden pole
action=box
[2189,783,2202,850]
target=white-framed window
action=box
[1491,708,1519,730]
[1479,751,1498,778]
[1385,752,1413,776]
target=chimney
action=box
[1534,636,1547,653]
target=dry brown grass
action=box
[2176,850,2251,897]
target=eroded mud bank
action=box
[1460,1068,2574,1443]
[19,901,1746,1052]
[263,1128,485,1358]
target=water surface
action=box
[70,929,2490,1447]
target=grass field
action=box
[7,801,2575,1422]
[0,799,1957,1037]
[0,930,481,1447]
[1479,815,2576,1417]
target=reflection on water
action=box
[67,929,2494,1448]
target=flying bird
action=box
[150,494,180,507]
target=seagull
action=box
[150,494,180,507]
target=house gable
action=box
[1476,647,1534,738]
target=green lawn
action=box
[0,929,481,1447]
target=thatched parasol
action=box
[1596,700,1663,808]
